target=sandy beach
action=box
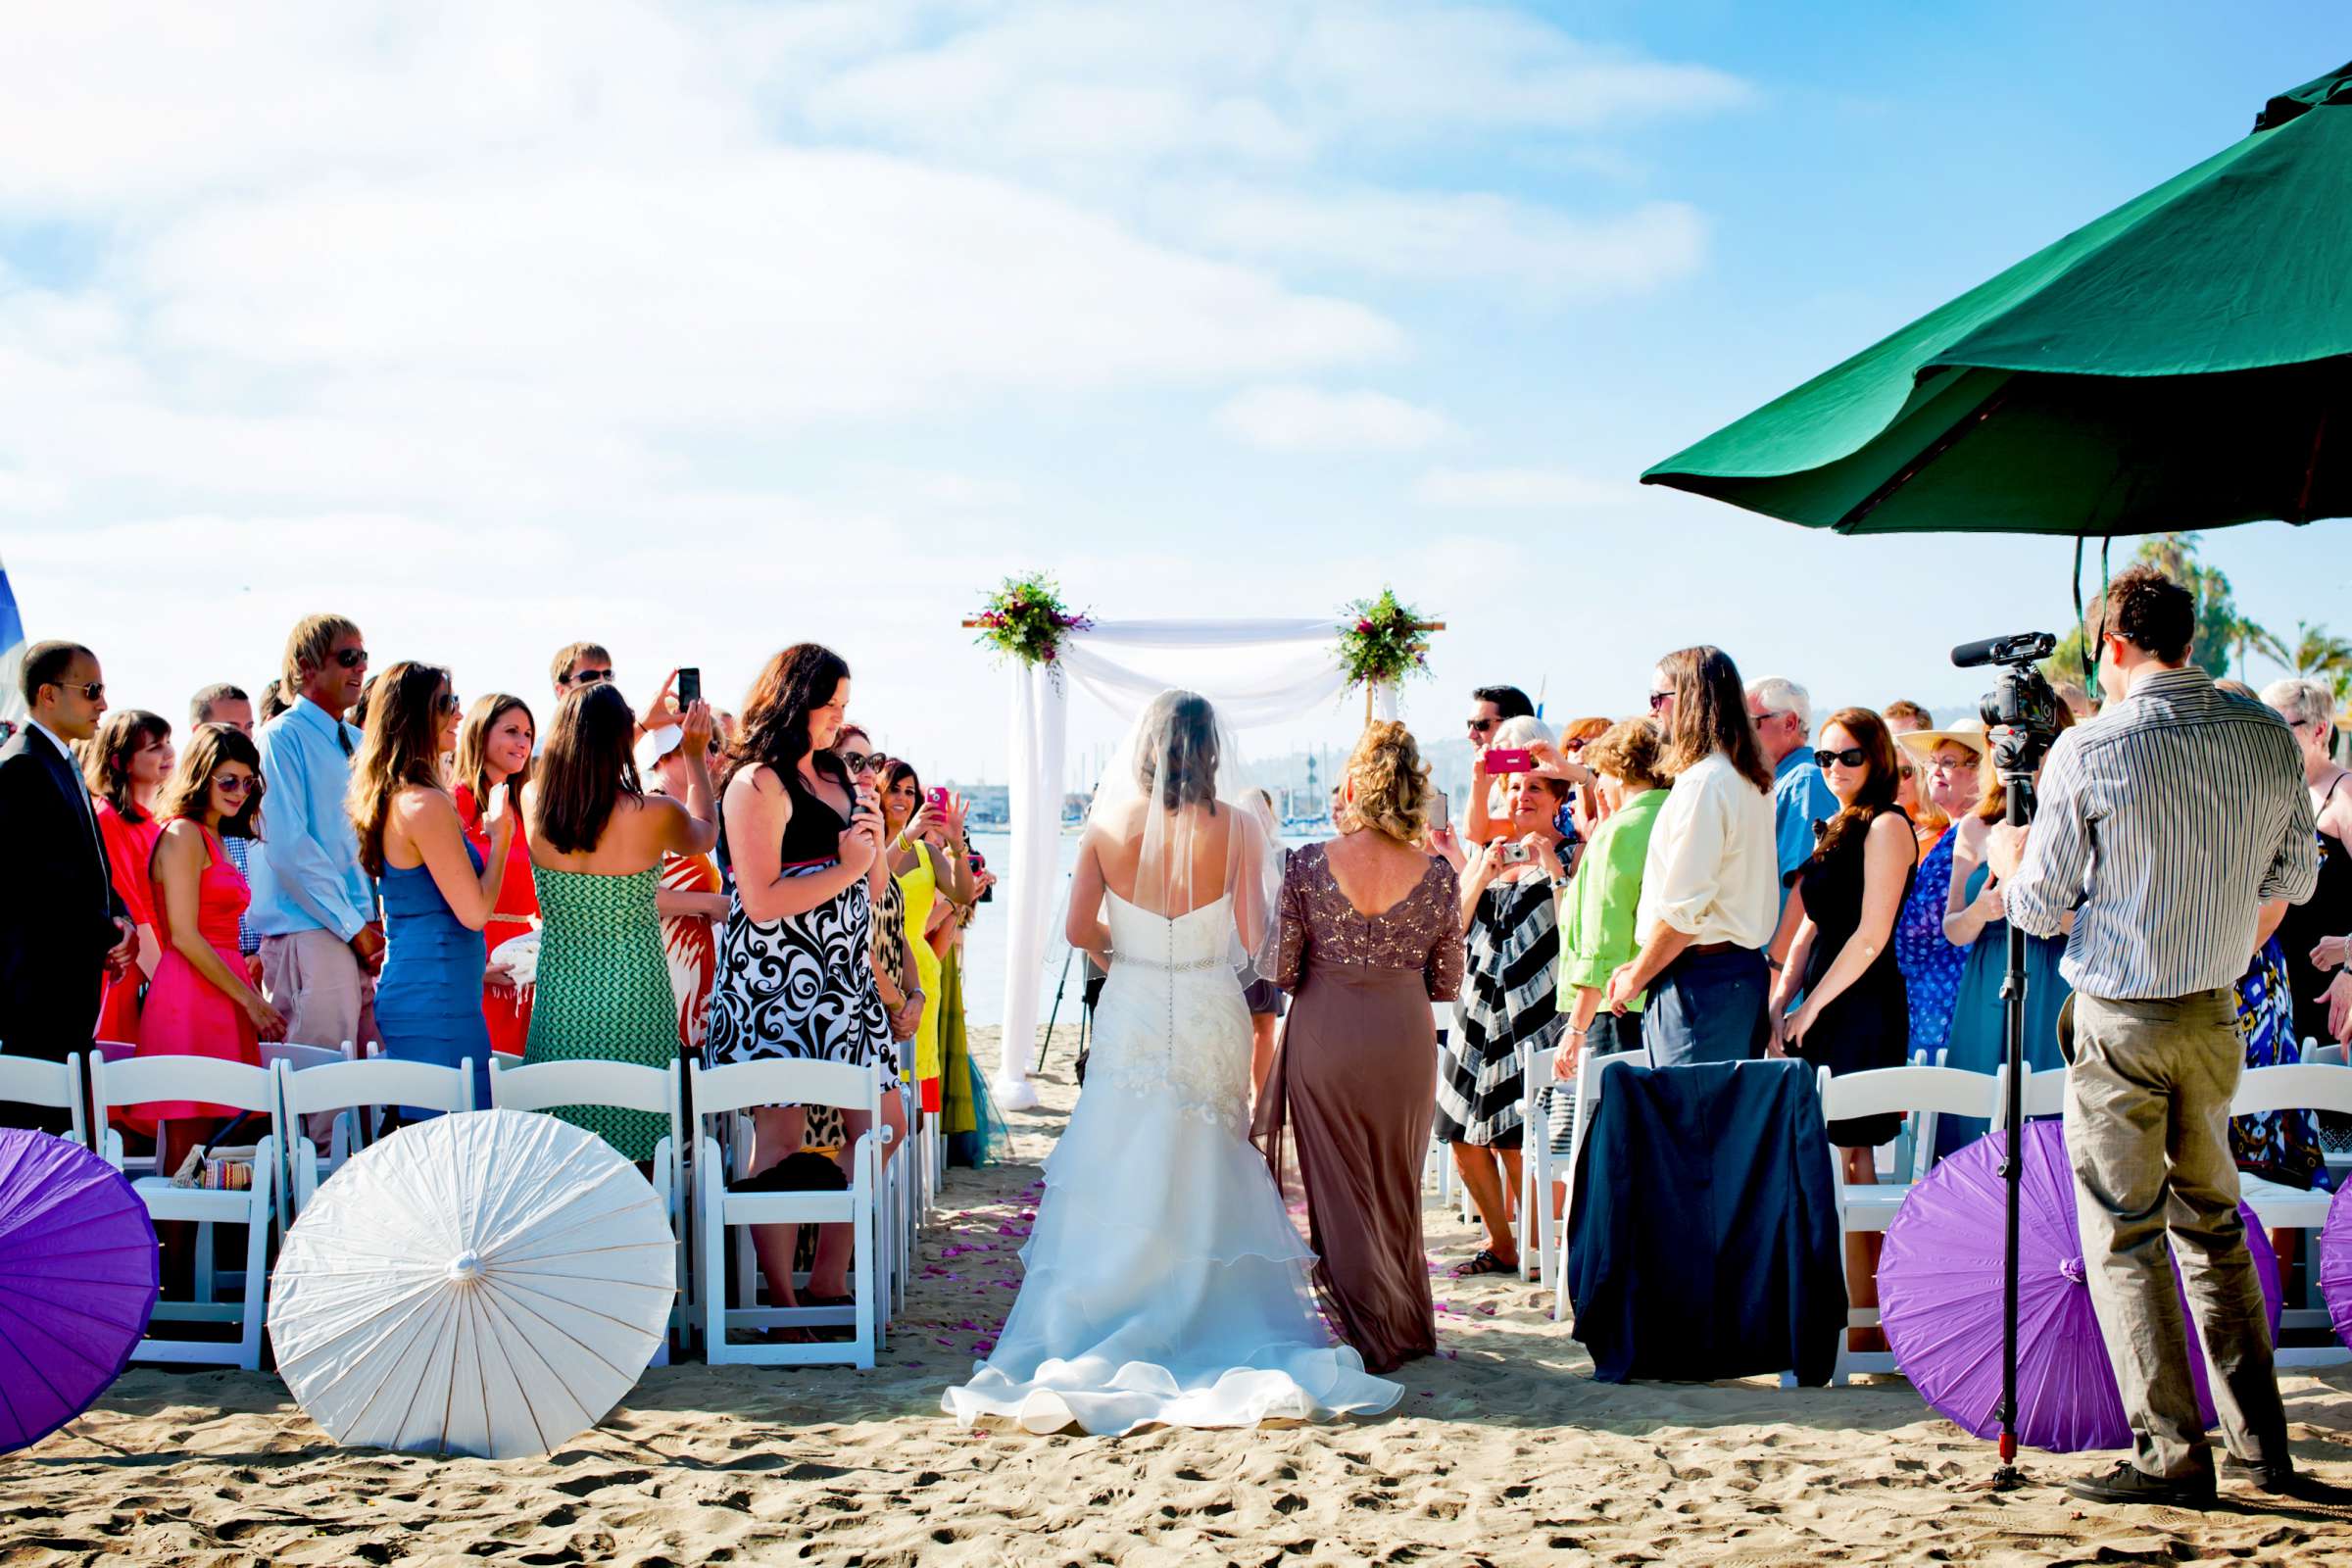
[9,1025,2352,1566]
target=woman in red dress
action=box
[139,723,283,1178]
[85,710,173,1046]
[454,695,539,1055]
[642,722,727,1055]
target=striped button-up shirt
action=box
[2005,664,2318,1001]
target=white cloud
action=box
[802,0,1752,169]
[1183,189,1709,298]
[1414,466,1632,508]
[1214,384,1451,452]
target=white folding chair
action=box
[1551,1049,1642,1323]
[692,1058,886,1367]
[2302,1039,2352,1187]
[1817,1062,2004,1383]
[88,1054,280,1369]
[274,1056,474,1219]
[491,1056,690,1358]
[1991,1059,2068,1129]
[1516,1037,1572,1286]
[1427,1001,1458,1207]
[0,1053,88,1149]
[2230,1060,2352,1367]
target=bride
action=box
[943,690,1403,1434]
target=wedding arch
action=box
[965,579,1441,1109]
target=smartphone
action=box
[1483,747,1534,774]
[1424,787,1449,832]
[676,667,702,706]
[926,786,950,812]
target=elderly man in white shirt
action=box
[1606,646,1781,1065]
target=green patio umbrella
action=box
[1642,63,2352,537]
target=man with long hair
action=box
[1605,646,1780,1065]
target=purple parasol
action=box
[2316,1182,2352,1349]
[0,1128,160,1453]
[1879,1119,2279,1454]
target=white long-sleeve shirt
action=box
[1634,751,1781,950]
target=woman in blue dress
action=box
[1931,709,2074,1165]
[348,662,514,1112]
[1891,724,1986,1064]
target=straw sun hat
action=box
[1895,716,1990,760]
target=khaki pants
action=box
[261,929,377,1054]
[2063,989,2288,1479]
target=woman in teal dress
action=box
[1932,736,2074,1165]
[347,662,514,1114]
[522,681,719,1162]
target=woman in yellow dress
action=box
[879,761,974,1113]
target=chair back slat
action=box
[2231,1062,2352,1120]
[492,1058,678,1119]
[1820,1063,2002,1123]
[277,1056,474,1117]
[95,1054,279,1117]
[691,1058,881,1119]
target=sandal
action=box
[1450,1249,1519,1278]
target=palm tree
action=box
[2290,621,2352,682]
[2230,615,2287,683]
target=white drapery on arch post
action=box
[986,618,1410,1109]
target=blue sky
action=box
[2,2,2345,780]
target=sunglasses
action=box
[1647,690,1674,712]
[436,693,463,715]
[1466,717,1496,735]
[562,667,613,686]
[1814,746,1870,769]
[838,751,883,772]
[333,648,369,669]
[52,680,105,701]
[214,773,261,796]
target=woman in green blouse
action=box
[1553,717,1670,1085]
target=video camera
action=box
[1952,631,2064,794]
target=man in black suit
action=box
[0,640,139,1130]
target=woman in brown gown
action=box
[1253,722,1463,1373]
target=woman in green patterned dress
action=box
[522,682,719,1161]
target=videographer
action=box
[1988,566,2319,1507]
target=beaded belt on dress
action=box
[1115,953,1225,971]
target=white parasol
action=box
[269,1108,674,1458]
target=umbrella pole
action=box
[1992,771,2034,1489]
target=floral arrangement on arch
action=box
[972,571,1095,680]
[1337,588,1432,689]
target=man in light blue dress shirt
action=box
[1746,677,1838,908]
[249,614,381,1054]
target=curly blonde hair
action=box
[1345,720,1430,843]
[1580,717,1665,790]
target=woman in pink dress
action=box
[138,723,283,1178]
[454,695,540,1055]
[85,710,174,1046]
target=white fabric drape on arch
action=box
[993,617,1396,1108]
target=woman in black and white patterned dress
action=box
[708,643,902,1310]
[1434,769,1569,1279]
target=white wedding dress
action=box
[942,888,1403,1434]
